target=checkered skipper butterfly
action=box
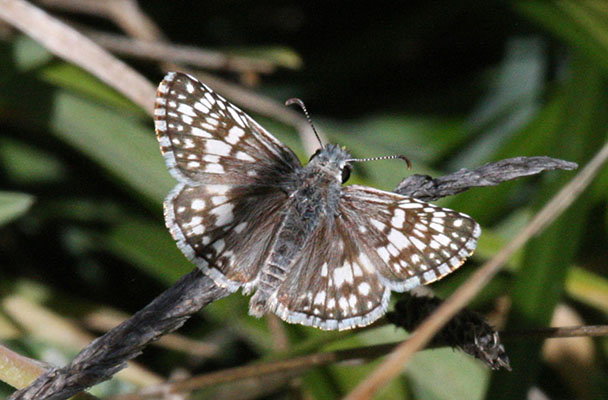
[155,72,480,330]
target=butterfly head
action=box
[308,144,353,183]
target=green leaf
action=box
[407,349,488,400]
[100,218,191,285]
[0,192,34,226]
[0,138,66,184]
[12,35,52,72]
[47,90,173,206]
[228,46,303,69]
[566,266,608,314]
[514,0,608,72]
[38,63,144,116]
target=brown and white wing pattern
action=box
[155,72,300,291]
[271,185,480,330]
[155,72,301,187]
[165,183,288,291]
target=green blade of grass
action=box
[486,54,608,400]
[0,192,34,226]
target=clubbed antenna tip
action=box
[285,97,324,149]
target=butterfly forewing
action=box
[155,72,299,291]
[155,72,301,186]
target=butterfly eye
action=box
[309,149,321,161]
[341,164,352,183]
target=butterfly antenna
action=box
[347,154,412,170]
[285,98,324,148]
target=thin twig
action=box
[502,325,608,340]
[395,156,578,201]
[345,140,608,400]
[0,0,156,114]
[46,0,319,154]
[39,0,164,40]
[131,343,399,397]
[86,30,278,74]
[116,324,608,398]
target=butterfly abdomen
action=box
[249,168,342,316]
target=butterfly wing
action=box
[155,72,302,186]
[271,185,480,330]
[272,213,391,330]
[165,182,288,291]
[155,72,300,290]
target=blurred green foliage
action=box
[1,1,607,399]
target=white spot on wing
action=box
[370,218,386,232]
[194,101,209,113]
[410,236,427,252]
[388,229,409,250]
[205,140,232,156]
[378,247,390,263]
[358,282,371,295]
[234,222,247,233]
[349,294,357,308]
[391,208,405,228]
[191,127,212,137]
[226,126,245,144]
[212,238,225,253]
[155,120,167,131]
[333,263,354,288]
[314,291,326,305]
[339,297,348,312]
[358,253,374,272]
[177,103,196,116]
[327,298,336,309]
[438,264,451,276]
[236,151,255,161]
[423,270,437,282]
[211,196,228,205]
[400,202,423,209]
[191,199,206,210]
[435,233,451,246]
[205,164,224,173]
[210,203,234,226]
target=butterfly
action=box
[154,72,480,331]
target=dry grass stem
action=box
[0,0,156,114]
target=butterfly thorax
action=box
[294,144,351,214]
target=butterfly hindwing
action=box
[271,185,480,330]
[272,214,391,330]
[165,182,288,291]
[340,185,480,291]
